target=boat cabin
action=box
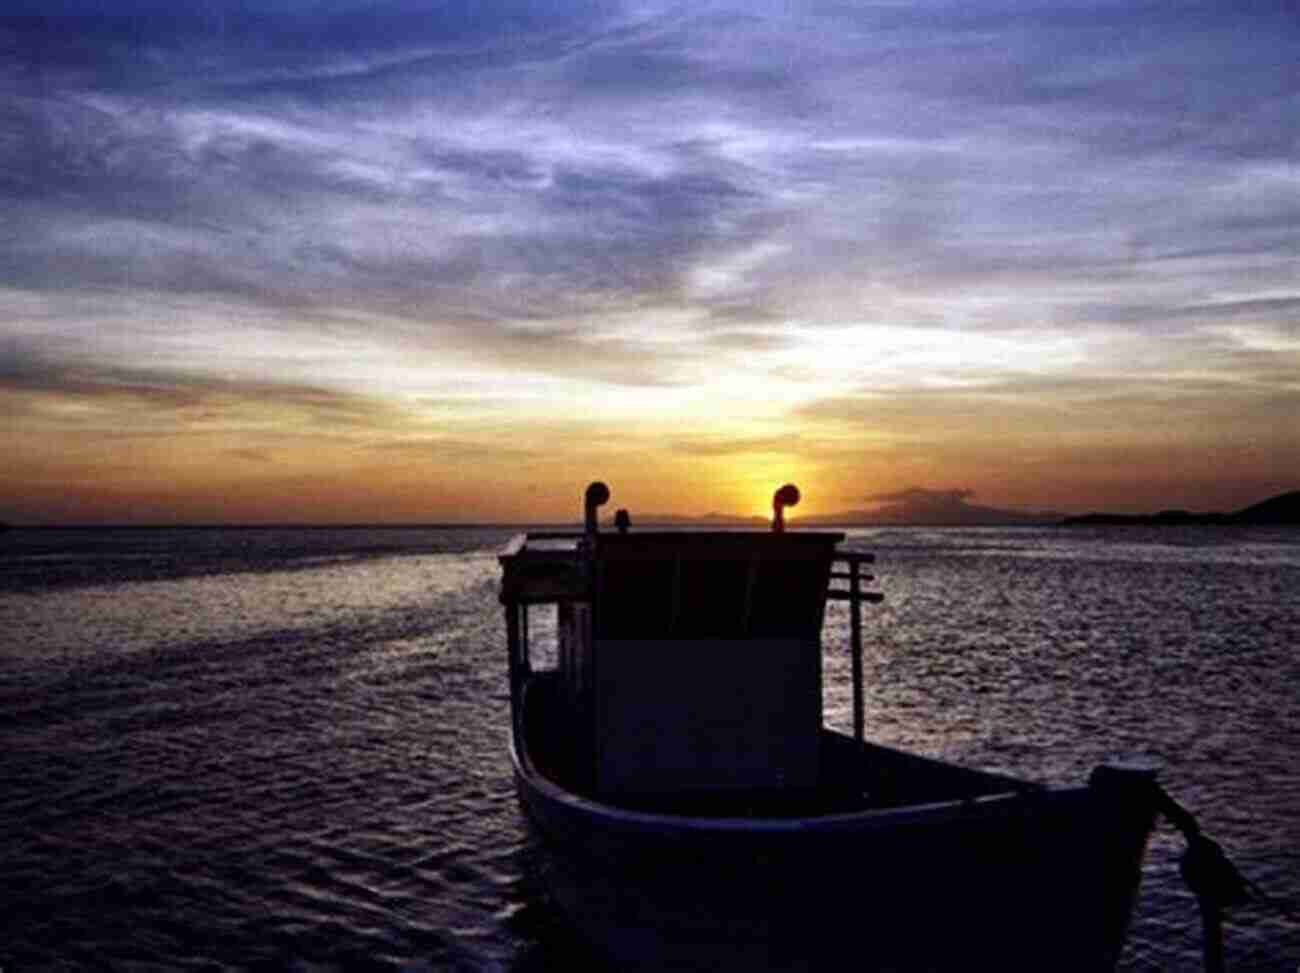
[499,483,873,803]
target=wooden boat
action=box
[499,482,1162,971]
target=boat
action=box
[498,482,1165,971]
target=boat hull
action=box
[512,728,1156,972]
[498,526,1158,970]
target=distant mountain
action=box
[796,487,1062,527]
[794,504,1060,527]
[1062,490,1300,526]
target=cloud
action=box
[7,0,1295,337]
[669,435,797,458]
[699,329,795,352]
[0,342,405,434]
[361,436,541,462]
[422,319,703,388]
[224,447,274,464]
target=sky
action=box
[2,0,1297,524]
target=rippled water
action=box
[2,526,1297,971]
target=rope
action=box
[1150,783,1293,973]
[1152,784,1281,912]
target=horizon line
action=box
[3,517,1062,530]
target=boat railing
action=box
[826,551,883,745]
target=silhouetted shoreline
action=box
[1061,490,1300,527]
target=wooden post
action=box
[504,600,522,705]
[850,557,864,744]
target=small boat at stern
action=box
[498,482,1161,971]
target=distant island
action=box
[1061,490,1300,527]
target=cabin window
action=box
[523,605,560,672]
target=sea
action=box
[2,525,1297,971]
